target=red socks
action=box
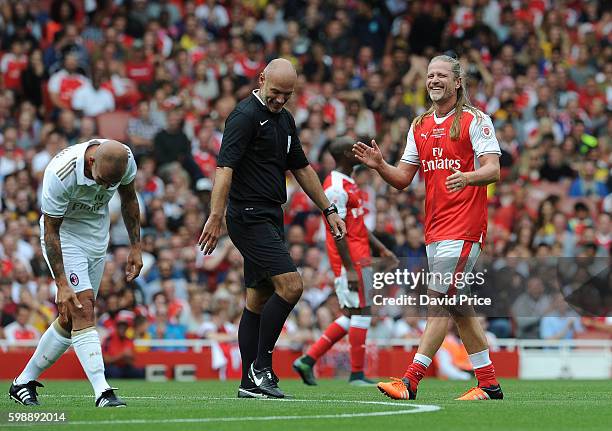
[306,315,371,374]
[306,316,349,360]
[403,361,427,389]
[349,315,371,373]
[469,349,499,387]
[475,363,499,388]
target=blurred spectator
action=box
[153,108,203,184]
[31,130,67,183]
[47,50,90,111]
[191,116,220,179]
[127,100,160,157]
[1,40,28,92]
[71,71,115,117]
[255,4,286,45]
[0,290,15,337]
[395,227,426,262]
[148,302,186,352]
[435,321,472,381]
[282,303,316,348]
[0,140,26,178]
[180,290,211,335]
[539,146,575,182]
[10,262,37,304]
[511,277,553,339]
[569,160,608,198]
[568,202,594,236]
[4,304,40,344]
[392,307,424,339]
[108,189,146,248]
[132,314,151,352]
[367,310,394,340]
[56,109,79,145]
[539,293,584,341]
[196,288,237,341]
[76,116,97,142]
[103,319,145,379]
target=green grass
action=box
[1,379,610,431]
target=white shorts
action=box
[334,266,373,309]
[425,240,480,295]
[42,240,106,298]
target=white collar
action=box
[252,89,266,106]
[332,170,355,183]
[433,108,456,124]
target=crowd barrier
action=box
[0,339,610,380]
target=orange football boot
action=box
[377,377,417,400]
[456,385,504,400]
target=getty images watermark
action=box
[372,268,491,306]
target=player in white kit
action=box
[9,139,141,408]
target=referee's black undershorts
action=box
[226,201,297,288]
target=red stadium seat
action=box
[96,111,132,142]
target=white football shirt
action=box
[39,140,137,257]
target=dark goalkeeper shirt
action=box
[217,90,309,206]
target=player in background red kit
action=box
[293,137,398,386]
[354,55,503,401]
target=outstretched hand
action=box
[353,140,384,170]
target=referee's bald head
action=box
[92,140,129,187]
[263,58,297,83]
[259,58,297,113]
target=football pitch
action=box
[1,379,610,431]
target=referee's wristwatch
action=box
[323,203,338,219]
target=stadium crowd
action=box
[0,0,610,368]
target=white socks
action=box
[72,327,110,399]
[468,348,492,369]
[414,353,433,368]
[15,322,113,400]
[15,320,72,385]
[335,315,351,331]
[350,315,372,329]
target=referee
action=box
[198,58,346,399]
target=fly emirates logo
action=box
[421,147,461,173]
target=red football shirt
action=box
[0,53,27,90]
[47,70,89,107]
[323,170,371,276]
[401,107,501,244]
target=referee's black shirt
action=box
[217,90,309,205]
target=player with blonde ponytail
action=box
[354,54,503,401]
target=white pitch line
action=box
[2,398,441,426]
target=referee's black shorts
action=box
[226,201,297,288]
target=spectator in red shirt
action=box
[47,50,90,110]
[192,117,220,178]
[4,304,40,346]
[125,42,155,90]
[1,40,28,92]
[102,320,145,379]
[578,77,606,112]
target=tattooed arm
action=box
[44,214,82,310]
[118,180,143,282]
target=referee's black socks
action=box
[254,293,295,370]
[238,307,261,387]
